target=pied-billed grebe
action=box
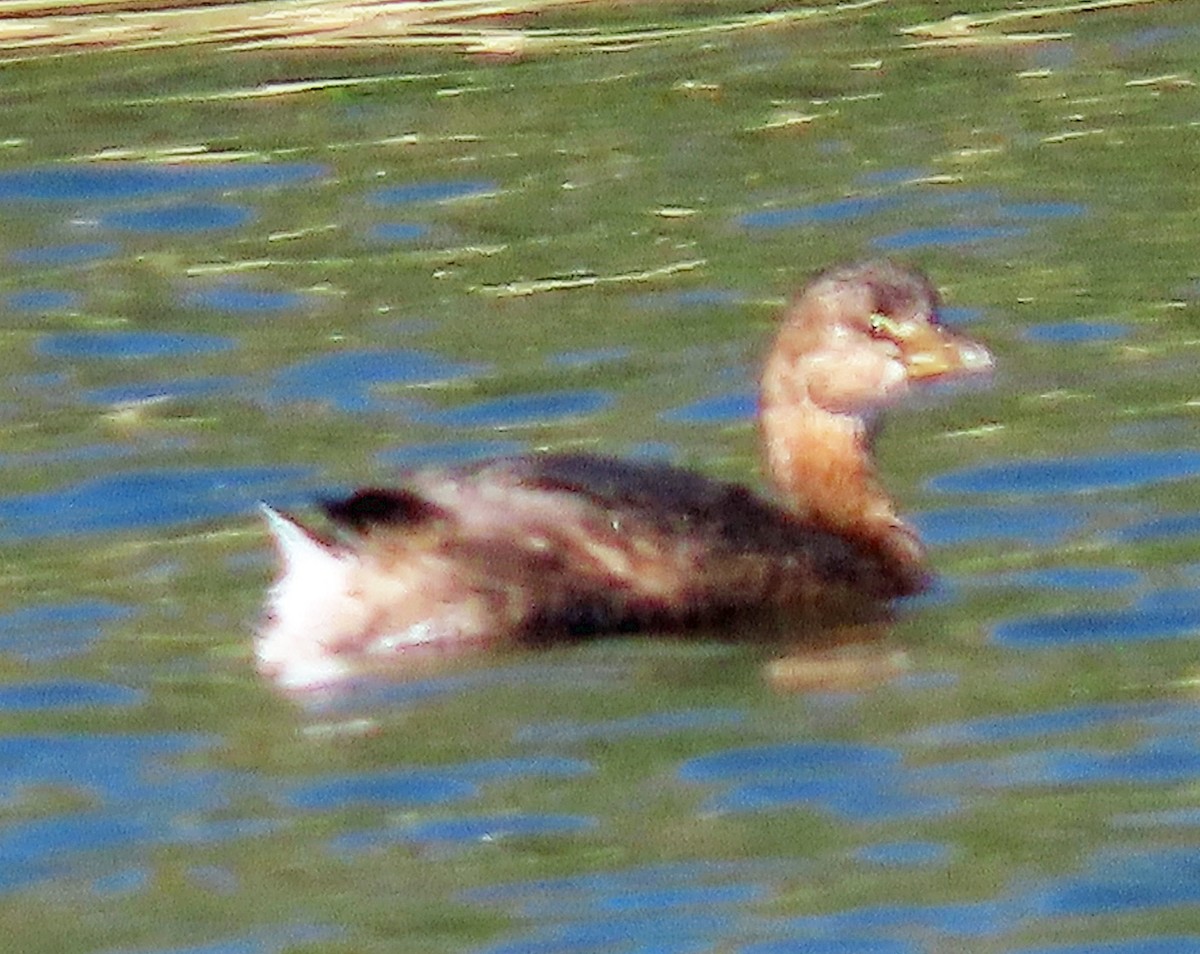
[259,260,991,687]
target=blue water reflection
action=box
[393,812,597,844]
[377,439,527,469]
[0,465,312,540]
[993,601,1200,647]
[680,742,896,781]
[1113,24,1185,54]
[184,285,317,313]
[0,162,327,202]
[0,732,211,801]
[1113,807,1200,829]
[979,566,1142,591]
[0,681,142,711]
[1031,847,1200,917]
[1023,321,1130,343]
[0,600,134,661]
[940,305,985,325]
[370,222,432,242]
[1115,511,1200,542]
[931,450,1200,494]
[746,940,918,954]
[9,241,119,265]
[663,390,756,424]
[83,376,245,406]
[778,895,1020,940]
[263,349,481,413]
[92,867,150,896]
[872,224,1029,251]
[906,701,1177,746]
[738,186,1085,257]
[998,201,1087,219]
[99,203,253,233]
[368,179,497,205]
[680,742,958,820]
[854,841,950,868]
[417,390,613,428]
[739,196,903,230]
[284,771,476,809]
[915,735,1200,788]
[1013,940,1200,954]
[5,288,79,311]
[913,505,1084,546]
[0,813,156,889]
[37,330,236,360]
[0,730,283,895]
[462,861,794,953]
[95,923,340,954]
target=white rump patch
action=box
[257,505,360,689]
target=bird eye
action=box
[867,313,897,338]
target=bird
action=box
[257,259,992,688]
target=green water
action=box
[2,3,1200,952]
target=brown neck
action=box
[759,401,927,591]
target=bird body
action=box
[258,260,992,687]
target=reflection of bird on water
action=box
[258,259,992,688]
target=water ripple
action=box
[98,203,253,233]
[0,465,313,539]
[680,743,956,820]
[9,241,119,265]
[1023,321,1130,343]
[418,390,613,428]
[263,348,481,413]
[376,439,527,469]
[739,196,903,230]
[1031,847,1200,917]
[1013,939,1200,954]
[0,680,142,711]
[368,179,497,205]
[83,376,245,406]
[931,450,1200,495]
[913,505,1084,546]
[5,289,79,311]
[184,285,318,313]
[36,330,236,360]
[872,224,1030,251]
[370,222,432,242]
[662,390,756,424]
[284,771,476,810]
[993,602,1200,647]
[906,701,1177,746]
[331,813,597,853]
[0,162,327,202]
[0,600,135,661]
[515,708,747,745]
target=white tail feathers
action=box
[257,505,361,688]
[260,504,343,576]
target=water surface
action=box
[1,3,1199,952]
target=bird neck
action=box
[759,399,926,592]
